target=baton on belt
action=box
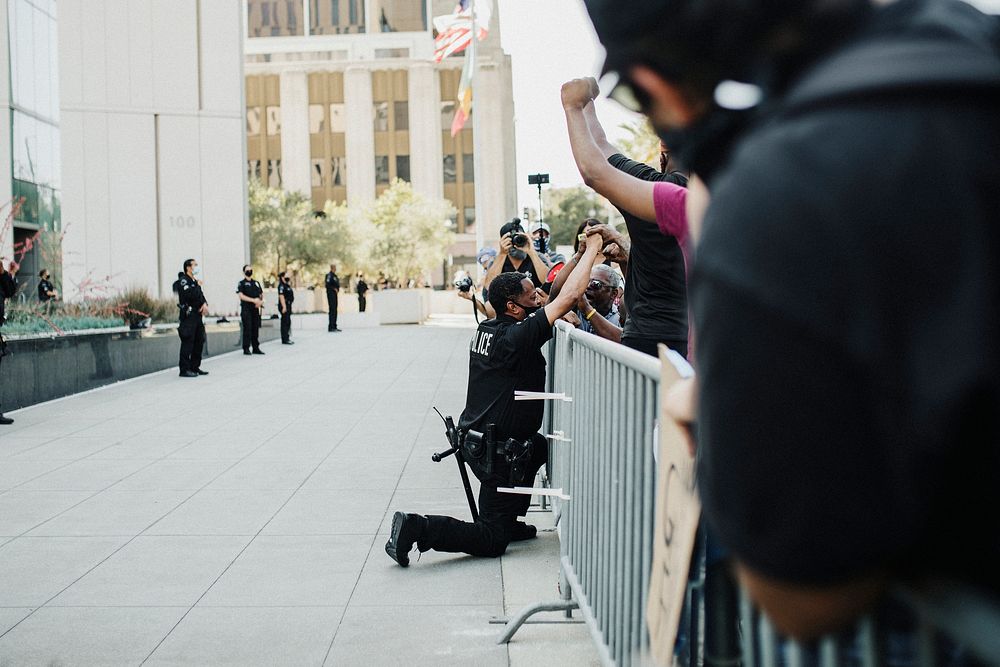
[432,407,479,522]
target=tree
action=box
[544,186,608,247]
[617,118,660,168]
[361,180,455,286]
[248,179,356,285]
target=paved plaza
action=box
[0,319,598,666]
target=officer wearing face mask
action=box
[236,264,265,355]
[483,219,551,291]
[174,258,209,378]
[385,233,606,566]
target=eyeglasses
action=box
[602,70,647,113]
[588,280,612,291]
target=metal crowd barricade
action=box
[500,320,661,666]
[501,321,1000,667]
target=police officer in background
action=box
[385,231,605,565]
[277,271,294,345]
[174,258,208,378]
[1,259,19,425]
[237,264,265,355]
[325,263,341,332]
[37,270,57,302]
[355,273,369,313]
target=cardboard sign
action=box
[646,344,702,666]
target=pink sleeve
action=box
[653,181,689,244]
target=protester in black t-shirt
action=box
[562,82,688,357]
[384,232,605,566]
[482,219,551,291]
[586,0,1000,640]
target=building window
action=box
[396,155,410,182]
[373,102,389,132]
[443,155,456,183]
[375,156,390,184]
[374,0,427,32]
[247,108,262,135]
[309,104,325,133]
[331,156,346,186]
[311,159,325,187]
[394,101,409,131]
[247,0,305,37]
[464,207,476,229]
[462,153,474,182]
[267,159,282,188]
[266,106,281,135]
[329,104,346,132]
[441,101,455,130]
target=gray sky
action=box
[496,0,643,215]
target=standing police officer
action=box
[385,232,605,565]
[1,259,19,424]
[237,264,264,355]
[37,270,57,302]
[174,258,208,378]
[325,264,341,332]
[277,271,294,345]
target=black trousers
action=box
[241,307,261,351]
[421,433,547,558]
[327,291,338,329]
[357,294,366,312]
[178,316,205,372]
[622,336,688,360]
[280,308,292,342]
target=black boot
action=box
[385,512,427,567]
[0,406,12,425]
[509,521,537,542]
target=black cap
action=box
[584,0,674,73]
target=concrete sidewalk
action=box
[0,319,599,666]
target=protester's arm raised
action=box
[562,78,657,223]
[544,233,603,325]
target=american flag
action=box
[433,0,492,63]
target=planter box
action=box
[371,289,432,325]
[0,321,279,411]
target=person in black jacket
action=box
[325,264,341,331]
[355,273,369,313]
[585,0,1000,641]
[37,269,57,302]
[277,271,294,345]
[0,260,19,424]
[174,259,208,378]
[237,264,265,355]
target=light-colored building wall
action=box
[244,0,517,272]
[0,0,13,259]
[58,0,249,312]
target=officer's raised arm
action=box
[543,231,602,325]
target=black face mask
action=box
[655,106,751,185]
[519,303,542,318]
[509,248,528,262]
[244,270,253,277]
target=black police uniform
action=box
[37,278,54,302]
[278,281,294,343]
[0,269,15,423]
[237,277,264,353]
[325,271,340,331]
[175,272,206,374]
[419,311,552,557]
[355,278,368,313]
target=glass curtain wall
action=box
[7,0,61,294]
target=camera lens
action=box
[512,233,529,248]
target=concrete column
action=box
[344,66,375,205]
[407,62,443,201]
[279,70,312,196]
[473,61,512,232]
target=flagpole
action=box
[470,0,485,279]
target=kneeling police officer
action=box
[385,231,605,565]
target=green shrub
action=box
[117,286,177,326]
[2,302,122,335]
